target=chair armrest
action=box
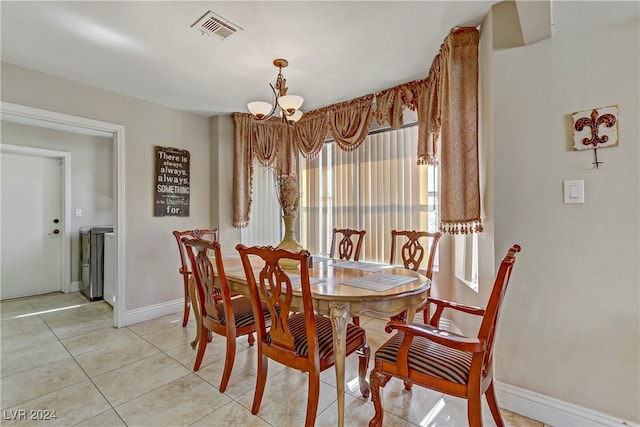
[387,321,485,353]
[427,297,484,326]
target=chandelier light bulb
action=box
[247,101,273,119]
[278,95,304,115]
[281,109,303,123]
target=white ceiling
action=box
[1,1,500,117]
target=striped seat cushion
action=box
[266,313,365,358]
[207,297,270,328]
[375,330,473,384]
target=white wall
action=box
[489,2,638,422]
[1,63,213,311]
[0,121,113,283]
[209,115,241,256]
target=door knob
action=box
[49,229,60,235]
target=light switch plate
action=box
[563,180,584,204]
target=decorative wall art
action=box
[154,146,190,216]
[571,105,618,169]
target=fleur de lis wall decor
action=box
[571,105,619,169]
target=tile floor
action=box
[1,292,546,426]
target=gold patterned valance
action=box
[293,109,328,160]
[325,95,375,152]
[232,27,481,234]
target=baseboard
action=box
[124,298,183,326]
[495,381,638,427]
[69,281,82,293]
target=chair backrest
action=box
[236,244,317,358]
[330,228,366,261]
[182,238,230,323]
[478,244,521,374]
[389,230,442,277]
[173,229,218,276]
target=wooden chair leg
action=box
[247,332,255,346]
[403,380,413,390]
[182,284,190,327]
[305,371,320,427]
[369,362,391,427]
[422,289,431,324]
[193,325,208,371]
[352,316,360,326]
[467,387,483,427]
[485,381,505,427]
[219,335,236,393]
[357,343,371,398]
[251,352,268,415]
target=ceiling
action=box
[0,1,500,117]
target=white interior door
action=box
[1,151,63,299]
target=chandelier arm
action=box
[253,83,279,121]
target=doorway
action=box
[1,102,126,327]
[1,146,70,299]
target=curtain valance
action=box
[232,27,481,234]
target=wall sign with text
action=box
[154,146,190,217]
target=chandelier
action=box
[247,58,304,124]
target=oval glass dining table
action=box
[189,256,430,427]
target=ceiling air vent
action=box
[191,11,242,40]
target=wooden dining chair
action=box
[330,228,367,325]
[329,228,366,261]
[390,230,442,323]
[173,229,219,327]
[369,244,522,427]
[236,244,370,427]
[183,238,271,392]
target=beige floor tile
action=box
[1,380,110,426]
[1,318,59,355]
[1,315,49,340]
[27,292,88,311]
[196,346,286,399]
[40,304,109,327]
[315,393,418,427]
[501,408,545,426]
[370,377,446,425]
[92,353,190,406]
[318,349,371,398]
[0,359,88,409]
[165,332,230,371]
[191,401,272,427]
[1,340,72,377]
[40,305,114,339]
[0,298,36,321]
[115,373,231,426]
[127,313,183,336]
[48,316,115,340]
[138,321,197,352]
[74,338,161,378]
[92,301,114,317]
[61,326,145,356]
[234,367,336,427]
[73,409,127,426]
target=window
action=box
[455,233,478,291]
[299,125,438,264]
[240,164,281,246]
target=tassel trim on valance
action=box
[439,220,483,235]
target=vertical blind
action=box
[240,164,282,247]
[300,125,438,263]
